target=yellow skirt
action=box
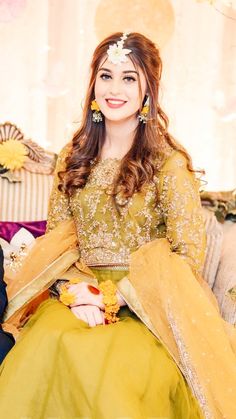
[0,269,203,419]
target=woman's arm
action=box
[158,151,207,275]
[46,143,73,232]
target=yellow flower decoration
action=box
[0,139,28,171]
[91,100,100,112]
[59,285,76,306]
[99,280,120,324]
[141,105,149,115]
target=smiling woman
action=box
[95,62,145,123]
[61,32,194,199]
[0,32,236,419]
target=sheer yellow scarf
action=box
[3,219,236,419]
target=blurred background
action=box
[0,0,235,190]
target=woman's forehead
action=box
[97,56,143,76]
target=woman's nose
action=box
[109,79,121,96]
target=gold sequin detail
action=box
[47,148,206,274]
[47,144,72,232]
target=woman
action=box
[1,32,236,419]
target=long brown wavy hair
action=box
[60,32,203,201]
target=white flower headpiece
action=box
[107,32,132,65]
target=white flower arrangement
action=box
[107,32,132,65]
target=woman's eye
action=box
[100,73,111,80]
[124,76,136,83]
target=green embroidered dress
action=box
[0,144,206,419]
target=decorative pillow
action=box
[0,170,53,222]
[0,222,46,266]
[213,221,236,324]
[0,221,46,242]
[0,122,56,222]
[201,207,223,289]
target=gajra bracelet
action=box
[99,280,120,324]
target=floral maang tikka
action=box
[107,32,132,65]
[91,33,132,123]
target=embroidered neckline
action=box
[98,157,121,163]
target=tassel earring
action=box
[91,100,103,123]
[138,95,150,124]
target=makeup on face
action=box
[94,59,147,123]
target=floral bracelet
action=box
[59,278,120,324]
[59,277,82,306]
[99,280,120,324]
[59,284,76,306]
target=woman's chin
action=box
[102,112,138,124]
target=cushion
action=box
[213,221,236,324]
[0,169,53,222]
[0,221,46,242]
[0,222,47,266]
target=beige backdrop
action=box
[0,0,235,190]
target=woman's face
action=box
[94,56,147,123]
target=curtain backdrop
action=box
[0,0,235,190]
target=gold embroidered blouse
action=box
[47,144,206,275]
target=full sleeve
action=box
[158,151,206,275]
[46,143,73,232]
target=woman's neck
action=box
[101,117,138,160]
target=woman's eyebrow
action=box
[123,70,138,75]
[97,67,112,72]
[97,68,138,75]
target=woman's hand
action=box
[68,282,104,309]
[71,304,105,327]
[67,281,127,309]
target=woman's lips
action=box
[105,98,127,109]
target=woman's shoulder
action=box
[57,142,73,162]
[159,149,189,173]
[54,142,72,174]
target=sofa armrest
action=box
[202,207,223,289]
[213,221,236,324]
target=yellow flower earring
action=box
[138,95,150,124]
[91,99,103,123]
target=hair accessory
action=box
[138,95,150,124]
[99,280,120,324]
[107,32,132,65]
[91,99,103,123]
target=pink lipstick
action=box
[105,98,127,109]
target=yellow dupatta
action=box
[2,219,236,419]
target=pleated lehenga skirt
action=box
[0,269,203,419]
